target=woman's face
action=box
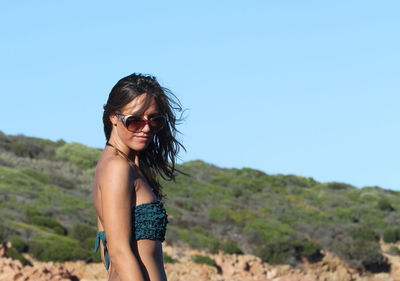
[111,94,160,152]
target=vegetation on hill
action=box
[0,131,399,272]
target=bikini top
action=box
[94,200,168,270]
[134,200,168,241]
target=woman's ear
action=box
[109,114,118,126]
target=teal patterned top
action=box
[94,200,168,270]
[134,200,168,241]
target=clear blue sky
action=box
[1,1,399,190]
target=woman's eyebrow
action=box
[147,112,161,117]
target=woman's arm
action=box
[101,157,145,281]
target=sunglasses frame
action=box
[115,112,166,133]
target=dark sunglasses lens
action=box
[149,116,165,131]
[126,117,145,132]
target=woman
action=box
[93,73,184,281]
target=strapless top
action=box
[134,200,168,240]
[94,200,168,270]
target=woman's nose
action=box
[142,122,151,132]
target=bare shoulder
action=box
[97,155,133,193]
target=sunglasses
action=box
[115,113,166,133]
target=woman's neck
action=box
[106,139,139,166]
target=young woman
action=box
[93,74,184,281]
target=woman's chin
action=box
[130,142,150,152]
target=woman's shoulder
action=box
[96,154,134,191]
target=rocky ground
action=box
[1,241,400,281]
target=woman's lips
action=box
[135,135,150,141]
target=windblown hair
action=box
[102,73,185,199]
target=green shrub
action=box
[6,247,31,266]
[211,170,266,193]
[165,225,219,250]
[53,225,66,235]
[208,240,221,254]
[296,241,323,262]
[50,173,76,189]
[177,227,217,249]
[30,216,67,235]
[6,135,60,159]
[0,220,7,242]
[209,205,231,222]
[378,199,395,211]
[340,239,385,270]
[335,208,356,222]
[383,228,400,243]
[244,218,294,242]
[192,226,206,234]
[70,223,96,242]
[359,213,387,229]
[282,175,312,187]
[255,239,292,264]
[11,236,27,252]
[175,198,197,210]
[21,169,50,184]
[55,143,101,170]
[254,235,299,264]
[232,186,243,197]
[221,240,243,254]
[164,206,182,217]
[229,209,258,226]
[29,234,90,262]
[191,184,226,201]
[351,226,378,242]
[25,206,41,219]
[326,182,354,190]
[10,141,31,157]
[85,236,102,262]
[192,254,216,267]
[163,253,178,263]
[0,166,40,188]
[70,224,99,261]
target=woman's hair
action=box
[103,73,185,199]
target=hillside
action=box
[1,131,400,273]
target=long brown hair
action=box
[102,73,185,199]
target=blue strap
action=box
[94,231,110,270]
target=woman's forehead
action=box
[121,94,158,115]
